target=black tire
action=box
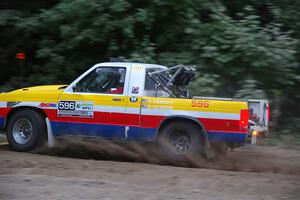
[7,109,47,152]
[158,121,203,162]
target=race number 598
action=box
[58,101,75,110]
[192,100,209,107]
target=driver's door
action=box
[52,66,129,139]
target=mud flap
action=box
[202,128,215,159]
[46,117,57,147]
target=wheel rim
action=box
[12,118,33,145]
[168,131,192,155]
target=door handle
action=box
[112,98,122,101]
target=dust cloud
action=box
[33,137,300,175]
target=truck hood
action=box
[0,85,67,102]
[10,85,68,93]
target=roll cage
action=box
[147,65,196,98]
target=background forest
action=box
[0,0,299,132]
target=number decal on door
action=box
[57,101,94,118]
[58,101,76,110]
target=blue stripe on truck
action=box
[50,121,247,143]
[0,117,5,129]
[208,131,248,143]
[50,121,157,141]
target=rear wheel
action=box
[7,109,47,152]
[158,121,203,162]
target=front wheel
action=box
[7,109,47,152]
[158,121,203,162]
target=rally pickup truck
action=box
[0,62,266,160]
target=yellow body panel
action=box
[0,85,66,103]
[142,97,247,114]
[0,85,247,115]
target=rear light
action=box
[267,106,270,121]
[240,109,249,130]
[253,114,259,121]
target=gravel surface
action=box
[0,143,299,200]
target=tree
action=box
[1,0,300,131]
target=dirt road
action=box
[0,142,300,200]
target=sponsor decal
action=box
[131,86,139,94]
[151,100,173,105]
[76,103,93,111]
[151,105,173,110]
[129,96,138,103]
[141,105,149,109]
[58,101,93,118]
[133,66,143,70]
[40,103,57,108]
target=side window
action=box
[144,68,170,98]
[75,67,126,94]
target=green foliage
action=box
[0,0,300,131]
[189,74,220,97]
[234,79,266,99]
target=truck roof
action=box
[95,62,168,70]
